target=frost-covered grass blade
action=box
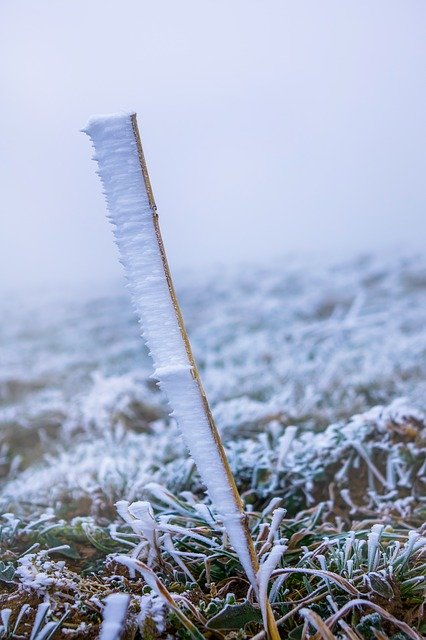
[82,112,280,638]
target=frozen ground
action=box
[0,253,425,638]
[0,252,425,516]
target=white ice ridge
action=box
[83,114,258,593]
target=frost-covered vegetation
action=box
[0,253,425,638]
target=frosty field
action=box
[0,253,425,638]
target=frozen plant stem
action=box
[83,112,280,640]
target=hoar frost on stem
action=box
[83,113,279,639]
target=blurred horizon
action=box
[1,0,425,289]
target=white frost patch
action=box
[16,552,76,595]
[100,593,130,640]
[78,372,162,433]
[137,593,167,634]
[1,423,185,511]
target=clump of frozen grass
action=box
[0,602,69,640]
[75,372,164,436]
[227,398,426,525]
[16,550,76,595]
[2,398,424,531]
[0,491,424,638]
[0,422,186,518]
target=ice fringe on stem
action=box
[100,593,130,640]
[83,113,280,639]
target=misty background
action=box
[0,0,425,289]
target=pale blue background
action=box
[0,0,425,287]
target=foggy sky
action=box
[1,1,425,288]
